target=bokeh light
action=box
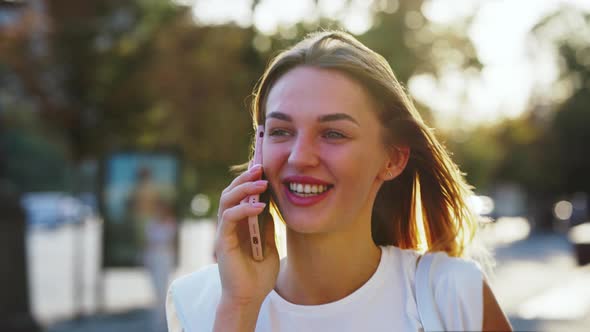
[190,194,211,216]
[554,200,573,221]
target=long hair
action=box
[242,30,480,258]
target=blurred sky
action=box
[173,0,590,129]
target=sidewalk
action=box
[37,221,590,332]
[46,309,155,332]
[490,231,590,332]
[27,219,217,331]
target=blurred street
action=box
[3,0,590,331]
[26,218,590,332]
[27,218,217,332]
[490,231,590,331]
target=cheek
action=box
[332,145,385,189]
[262,144,288,175]
[321,144,379,173]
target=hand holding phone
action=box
[214,124,279,317]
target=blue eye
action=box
[323,131,346,139]
[268,129,291,137]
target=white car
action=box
[20,192,94,229]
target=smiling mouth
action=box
[286,182,334,197]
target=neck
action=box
[275,221,381,305]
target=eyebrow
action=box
[266,112,360,126]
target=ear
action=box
[380,146,410,181]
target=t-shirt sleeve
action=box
[166,264,222,332]
[431,254,484,331]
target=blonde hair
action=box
[243,30,480,258]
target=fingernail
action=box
[250,164,262,173]
[252,202,266,208]
[254,180,268,186]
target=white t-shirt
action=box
[167,246,483,332]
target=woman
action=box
[167,31,511,331]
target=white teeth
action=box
[288,182,331,196]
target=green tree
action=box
[532,8,590,195]
[1,0,488,217]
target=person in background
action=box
[130,167,162,253]
[166,31,511,331]
[144,199,176,332]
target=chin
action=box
[285,221,323,234]
[281,211,335,235]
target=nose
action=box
[288,134,320,169]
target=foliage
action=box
[532,9,590,196]
[2,1,588,220]
[449,8,590,204]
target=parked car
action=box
[20,192,94,229]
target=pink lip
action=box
[281,175,334,207]
[283,185,332,207]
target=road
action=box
[489,231,590,331]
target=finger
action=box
[218,164,263,218]
[219,180,268,212]
[218,201,267,238]
[224,164,263,195]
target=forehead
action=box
[265,66,377,123]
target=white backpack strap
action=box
[415,253,444,331]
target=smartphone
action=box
[247,125,265,261]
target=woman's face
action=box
[263,66,391,235]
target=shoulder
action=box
[428,252,483,287]
[168,264,221,331]
[418,252,484,331]
[424,252,483,305]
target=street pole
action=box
[0,186,41,332]
[72,216,86,321]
